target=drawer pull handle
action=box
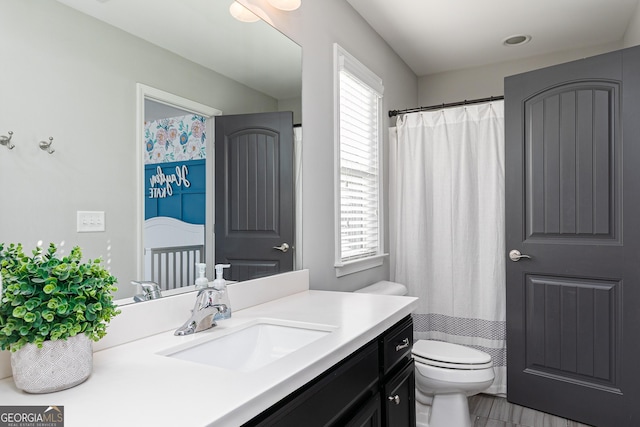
[388,394,401,405]
[396,338,410,351]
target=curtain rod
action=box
[388,95,504,118]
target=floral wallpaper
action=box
[144,114,206,164]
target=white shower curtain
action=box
[389,101,506,395]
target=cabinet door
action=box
[382,360,415,427]
[344,394,381,427]
[246,341,379,426]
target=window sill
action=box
[334,253,388,277]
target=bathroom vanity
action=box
[0,270,418,426]
[245,315,415,426]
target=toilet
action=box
[356,281,495,427]
[412,339,494,427]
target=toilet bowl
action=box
[412,340,494,427]
[354,281,494,427]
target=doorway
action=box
[505,46,640,426]
[214,111,296,281]
[135,84,221,285]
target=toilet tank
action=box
[354,280,408,296]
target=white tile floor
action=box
[468,394,594,427]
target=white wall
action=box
[0,1,278,299]
[239,0,419,291]
[416,42,622,107]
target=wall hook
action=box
[39,137,55,154]
[0,131,15,149]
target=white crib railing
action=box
[147,245,204,290]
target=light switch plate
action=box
[77,211,105,232]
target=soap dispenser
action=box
[195,263,209,290]
[212,263,231,320]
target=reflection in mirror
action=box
[214,110,297,282]
[144,102,207,291]
[140,89,220,297]
[0,0,301,305]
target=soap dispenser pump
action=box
[195,263,209,290]
[212,263,231,320]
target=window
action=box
[334,44,386,277]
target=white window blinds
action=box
[334,44,384,269]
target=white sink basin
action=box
[162,320,334,372]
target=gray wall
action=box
[243,0,640,293]
[7,0,636,296]
[277,97,303,125]
[0,1,279,299]
[624,0,640,47]
[416,0,640,108]
[239,0,419,291]
[1,0,418,297]
[416,42,622,107]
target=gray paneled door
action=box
[505,46,640,426]
[215,111,295,282]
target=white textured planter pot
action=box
[10,334,93,393]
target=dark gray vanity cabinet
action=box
[244,316,415,427]
[344,393,382,427]
[380,316,415,427]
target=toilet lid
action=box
[412,340,492,369]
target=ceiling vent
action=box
[503,35,532,46]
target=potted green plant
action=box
[0,242,120,393]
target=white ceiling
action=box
[55,0,302,100]
[346,0,640,77]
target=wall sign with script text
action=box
[144,159,205,224]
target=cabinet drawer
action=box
[380,316,413,376]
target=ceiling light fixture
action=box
[267,0,301,11]
[502,34,532,47]
[229,1,260,23]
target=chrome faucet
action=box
[174,288,229,336]
[131,280,162,302]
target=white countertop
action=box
[0,288,417,427]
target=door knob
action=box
[509,249,531,262]
[388,394,401,405]
[273,243,290,253]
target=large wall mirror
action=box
[0,0,302,303]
